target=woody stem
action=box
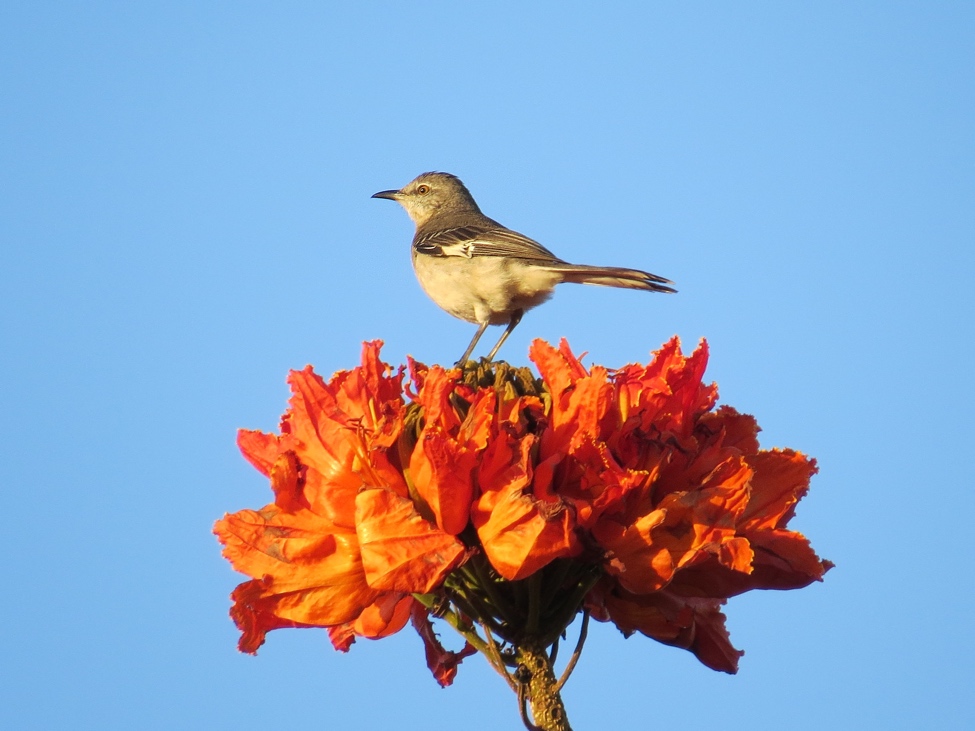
[516,638,573,731]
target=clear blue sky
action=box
[2,3,972,729]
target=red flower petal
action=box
[409,425,478,535]
[410,603,478,687]
[409,370,494,534]
[268,451,308,513]
[601,586,744,673]
[532,341,617,461]
[229,578,321,654]
[742,449,816,529]
[595,455,755,594]
[214,505,379,633]
[353,592,415,639]
[613,337,716,444]
[354,487,466,592]
[529,338,589,399]
[324,594,415,651]
[237,429,283,477]
[473,435,580,580]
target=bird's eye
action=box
[416,185,430,195]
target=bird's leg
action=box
[457,321,490,365]
[485,310,524,362]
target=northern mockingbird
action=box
[373,172,676,363]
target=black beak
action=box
[371,189,401,200]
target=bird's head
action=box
[372,172,481,227]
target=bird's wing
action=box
[413,225,562,263]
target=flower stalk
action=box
[517,639,572,731]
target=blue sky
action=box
[1,2,972,729]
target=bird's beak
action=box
[371,189,402,200]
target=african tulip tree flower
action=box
[215,338,830,730]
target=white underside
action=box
[412,253,562,325]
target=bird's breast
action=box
[412,251,562,325]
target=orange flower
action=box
[214,342,466,658]
[409,366,494,535]
[215,337,830,683]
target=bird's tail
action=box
[547,264,677,294]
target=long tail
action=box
[548,263,677,294]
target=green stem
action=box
[471,554,520,627]
[412,594,488,657]
[445,580,506,636]
[526,572,543,635]
[539,568,601,647]
[555,610,589,692]
[481,622,518,691]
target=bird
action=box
[372,172,675,364]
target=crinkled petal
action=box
[473,479,580,580]
[353,592,415,639]
[355,487,466,593]
[613,337,716,442]
[594,456,756,593]
[229,578,322,654]
[237,428,284,477]
[742,449,816,529]
[592,508,672,592]
[562,438,656,527]
[698,406,761,456]
[280,346,406,526]
[603,587,744,674]
[409,372,494,534]
[410,603,478,687]
[324,592,415,652]
[214,505,378,629]
[269,451,308,512]
[409,425,478,535]
[327,623,357,652]
[529,338,589,399]
[532,341,617,460]
[412,365,464,431]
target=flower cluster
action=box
[215,338,829,685]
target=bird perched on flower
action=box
[373,172,676,363]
